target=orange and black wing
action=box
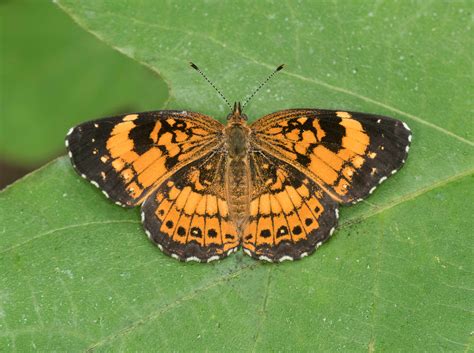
[66,110,223,207]
[250,109,412,204]
[141,149,240,262]
[242,150,339,262]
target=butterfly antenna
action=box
[190,62,232,109]
[242,64,285,110]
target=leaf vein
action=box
[0,220,140,255]
[84,262,258,351]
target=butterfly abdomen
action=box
[225,158,251,233]
[225,123,251,233]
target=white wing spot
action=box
[279,256,293,262]
[329,228,335,236]
[335,209,339,219]
[402,122,411,131]
[171,253,180,260]
[391,169,398,175]
[115,201,123,206]
[300,252,308,258]
[227,248,237,255]
[243,249,252,257]
[94,123,99,128]
[369,186,377,194]
[207,255,220,263]
[186,256,201,263]
[405,145,410,152]
[157,244,163,251]
[65,139,69,147]
[145,229,151,239]
[377,119,381,123]
[102,190,109,198]
[141,212,145,222]
[81,173,87,179]
[408,135,412,142]
[90,181,99,188]
[378,176,387,184]
[68,151,73,158]
[316,241,323,248]
[67,127,74,136]
[259,255,273,262]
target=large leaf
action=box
[0,1,168,164]
[1,1,473,351]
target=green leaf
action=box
[1,1,473,351]
[0,1,168,164]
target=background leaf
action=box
[1,0,473,351]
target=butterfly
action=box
[65,64,412,263]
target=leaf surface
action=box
[1,1,472,351]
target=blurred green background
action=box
[0,0,168,188]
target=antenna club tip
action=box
[189,62,199,70]
[276,64,285,71]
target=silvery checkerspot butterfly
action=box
[66,64,412,263]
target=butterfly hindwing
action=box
[251,109,412,204]
[242,149,339,262]
[66,111,223,207]
[141,149,240,262]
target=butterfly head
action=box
[227,102,248,122]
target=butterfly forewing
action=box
[250,109,412,204]
[66,111,223,207]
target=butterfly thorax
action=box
[224,107,251,234]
